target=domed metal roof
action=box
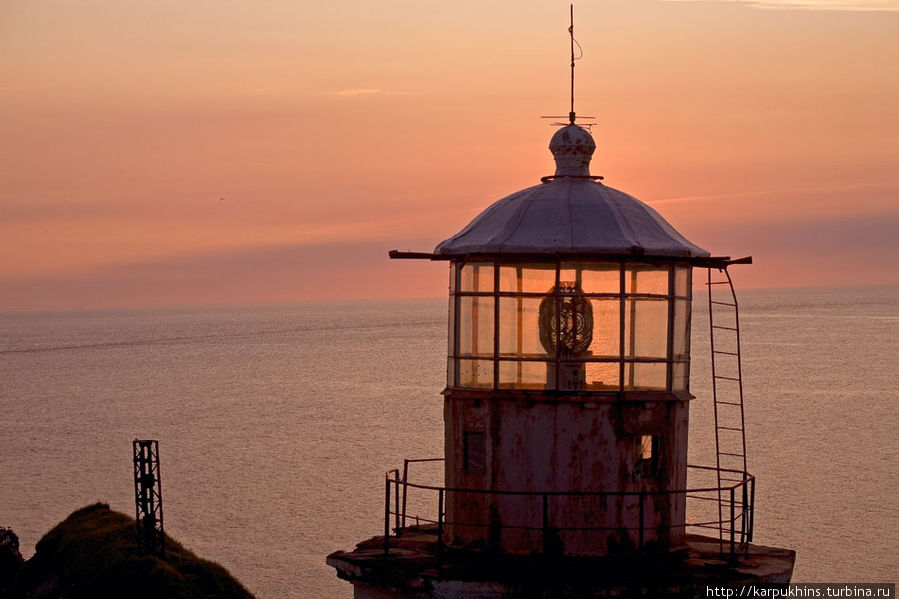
[434,125,710,259]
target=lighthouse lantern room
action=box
[432,123,706,556]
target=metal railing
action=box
[383,459,754,558]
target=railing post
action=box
[394,470,401,534]
[749,477,756,542]
[437,488,444,559]
[384,476,391,556]
[402,460,410,529]
[542,494,549,554]
[741,479,748,545]
[729,487,736,555]
[638,492,645,551]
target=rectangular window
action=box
[498,297,547,357]
[458,296,495,357]
[587,298,620,358]
[499,264,556,293]
[464,431,486,474]
[674,266,691,298]
[459,262,495,293]
[635,434,661,476]
[672,361,689,393]
[625,299,669,359]
[457,359,494,388]
[498,359,550,389]
[561,263,620,294]
[672,299,691,359]
[626,266,669,295]
[625,361,667,391]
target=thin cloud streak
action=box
[648,181,899,205]
[662,0,899,10]
[327,88,411,97]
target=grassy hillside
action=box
[9,503,254,599]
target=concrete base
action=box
[327,527,794,599]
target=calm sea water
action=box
[1,286,896,597]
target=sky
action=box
[1,0,897,310]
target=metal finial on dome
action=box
[550,124,595,177]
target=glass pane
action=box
[458,359,494,388]
[458,296,495,357]
[672,361,689,392]
[460,262,495,293]
[499,265,555,293]
[498,360,550,390]
[584,361,620,391]
[625,299,669,359]
[448,296,456,356]
[674,266,691,298]
[561,263,620,294]
[625,362,667,391]
[673,299,691,359]
[638,435,653,460]
[626,266,669,295]
[499,297,548,357]
[587,299,620,358]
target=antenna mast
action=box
[569,4,576,125]
[541,4,593,128]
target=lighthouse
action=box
[328,12,794,597]
[426,121,703,558]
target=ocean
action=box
[1,285,896,597]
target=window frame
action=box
[448,260,692,393]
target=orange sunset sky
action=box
[1,0,897,310]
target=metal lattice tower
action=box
[133,439,165,556]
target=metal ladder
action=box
[707,267,748,544]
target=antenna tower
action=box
[133,439,165,556]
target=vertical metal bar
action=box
[437,488,445,559]
[666,264,675,391]
[725,268,749,476]
[730,487,736,555]
[154,442,164,556]
[453,262,461,387]
[618,262,625,396]
[493,261,500,389]
[685,267,693,393]
[384,476,391,556]
[471,265,480,387]
[554,263,561,389]
[639,491,645,551]
[516,266,523,383]
[542,493,549,554]
[709,267,724,542]
[569,4,575,122]
[394,470,401,533]
[749,477,756,542]
[133,440,140,545]
[401,460,410,529]
[741,479,748,545]
[627,268,638,388]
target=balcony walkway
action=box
[327,526,795,599]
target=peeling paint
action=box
[445,391,688,556]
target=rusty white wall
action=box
[444,392,688,556]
